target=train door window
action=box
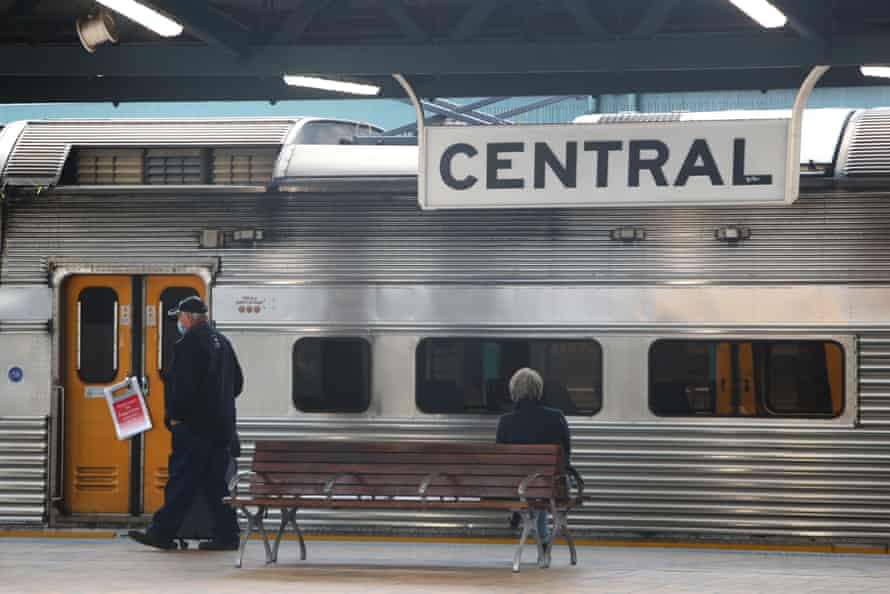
[292,337,371,413]
[649,340,844,418]
[158,287,200,373]
[415,338,602,415]
[77,287,119,383]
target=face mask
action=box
[177,321,186,336]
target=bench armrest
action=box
[417,472,459,502]
[567,467,585,498]
[323,473,364,499]
[517,473,545,503]
[230,470,254,499]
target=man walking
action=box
[129,296,243,551]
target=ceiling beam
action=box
[0,67,878,104]
[380,0,428,42]
[145,0,251,56]
[771,0,832,44]
[632,0,678,37]
[561,0,608,38]
[450,0,499,41]
[270,0,333,44]
[2,33,886,78]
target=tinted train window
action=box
[649,340,844,418]
[416,338,602,416]
[292,338,371,413]
[77,287,119,383]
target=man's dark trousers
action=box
[148,423,239,543]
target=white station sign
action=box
[420,119,791,209]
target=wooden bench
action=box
[226,440,584,572]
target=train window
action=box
[649,340,844,418]
[292,338,371,413]
[77,287,119,383]
[158,287,200,373]
[415,338,602,416]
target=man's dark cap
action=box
[167,296,208,317]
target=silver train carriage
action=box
[0,109,889,545]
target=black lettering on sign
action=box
[628,140,669,187]
[583,141,623,188]
[534,142,577,189]
[674,139,724,186]
[440,143,478,190]
[732,138,772,186]
[487,142,525,189]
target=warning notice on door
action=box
[103,377,152,440]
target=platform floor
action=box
[2,536,890,594]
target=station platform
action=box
[2,535,890,594]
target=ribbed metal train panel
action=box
[0,417,47,525]
[4,192,890,286]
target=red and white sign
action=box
[103,377,152,440]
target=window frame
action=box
[414,336,604,417]
[291,336,372,414]
[647,336,848,421]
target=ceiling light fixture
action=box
[861,66,890,79]
[283,75,381,96]
[76,8,118,53]
[96,0,183,37]
[727,0,787,28]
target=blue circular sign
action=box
[8,366,23,383]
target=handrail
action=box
[567,467,585,498]
[230,470,253,498]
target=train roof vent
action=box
[76,148,143,185]
[2,119,297,188]
[213,147,278,185]
[840,108,890,177]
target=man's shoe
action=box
[198,539,240,551]
[128,530,176,550]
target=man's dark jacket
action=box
[495,399,571,462]
[163,322,243,445]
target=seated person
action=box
[495,367,572,547]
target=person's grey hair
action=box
[185,312,209,323]
[509,368,544,402]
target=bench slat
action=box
[246,484,557,498]
[252,462,560,476]
[253,451,560,465]
[247,473,554,488]
[254,441,560,455]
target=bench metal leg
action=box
[534,510,549,569]
[550,503,577,567]
[271,507,307,563]
[512,510,536,573]
[236,505,267,569]
[256,508,274,564]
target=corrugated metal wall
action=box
[0,417,47,525]
[4,191,890,286]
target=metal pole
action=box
[786,65,829,203]
[392,73,425,208]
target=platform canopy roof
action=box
[1,0,889,103]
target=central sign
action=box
[420,119,790,209]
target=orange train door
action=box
[63,276,133,513]
[142,276,204,513]
[63,274,206,515]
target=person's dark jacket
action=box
[495,398,571,463]
[163,322,243,446]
